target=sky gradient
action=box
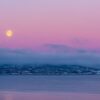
[0,0,100,65]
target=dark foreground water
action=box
[0,75,100,100]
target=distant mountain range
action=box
[0,64,100,75]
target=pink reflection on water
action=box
[0,92,100,100]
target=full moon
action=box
[6,30,13,37]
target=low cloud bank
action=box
[0,48,100,67]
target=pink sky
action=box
[0,0,100,52]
